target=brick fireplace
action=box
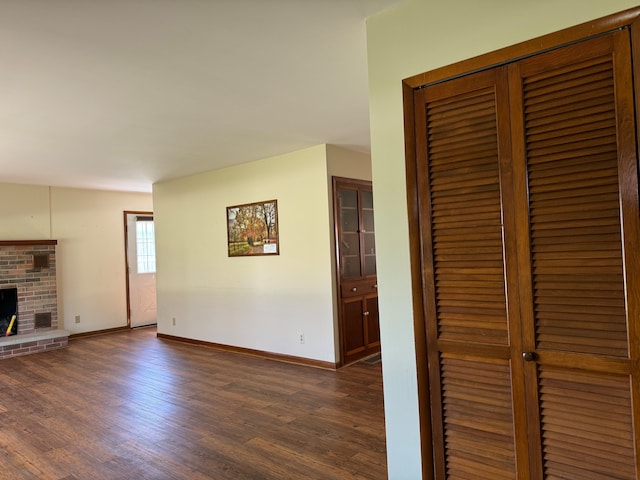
[0,240,69,359]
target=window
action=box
[136,218,156,274]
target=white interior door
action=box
[126,213,157,328]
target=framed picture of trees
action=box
[226,199,279,257]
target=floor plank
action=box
[0,328,387,479]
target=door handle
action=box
[522,352,537,362]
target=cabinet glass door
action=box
[361,190,376,276]
[339,188,361,277]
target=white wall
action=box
[366,1,640,478]
[0,183,153,333]
[154,145,340,363]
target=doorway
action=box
[124,211,157,328]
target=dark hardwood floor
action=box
[0,328,387,479]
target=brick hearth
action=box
[0,240,69,358]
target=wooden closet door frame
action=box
[403,7,640,478]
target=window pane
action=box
[136,220,156,274]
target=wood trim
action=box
[123,211,132,328]
[496,63,537,478]
[332,176,343,368]
[332,177,347,366]
[403,80,433,480]
[630,16,640,472]
[0,240,57,246]
[157,333,338,370]
[403,7,640,90]
[69,325,130,339]
[506,58,545,478]
[332,176,373,189]
[616,20,640,471]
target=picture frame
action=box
[226,199,279,257]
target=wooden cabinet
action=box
[405,16,640,479]
[333,177,380,365]
[342,294,379,357]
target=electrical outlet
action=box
[75,315,80,324]
[172,317,176,326]
[298,333,305,344]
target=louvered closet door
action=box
[509,32,640,479]
[415,68,529,479]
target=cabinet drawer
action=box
[341,279,378,298]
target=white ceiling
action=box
[0,0,401,193]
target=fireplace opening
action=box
[0,288,18,336]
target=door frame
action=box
[402,7,640,478]
[123,210,154,328]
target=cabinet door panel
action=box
[366,296,380,347]
[342,298,365,355]
[416,66,525,478]
[441,355,516,480]
[510,31,640,478]
[338,187,362,278]
[538,366,635,479]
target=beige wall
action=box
[0,183,153,334]
[326,144,372,181]
[366,1,639,477]
[154,145,343,362]
[0,183,51,239]
[51,187,153,333]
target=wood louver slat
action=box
[539,367,635,479]
[522,55,628,357]
[427,87,508,345]
[441,355,516,479]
